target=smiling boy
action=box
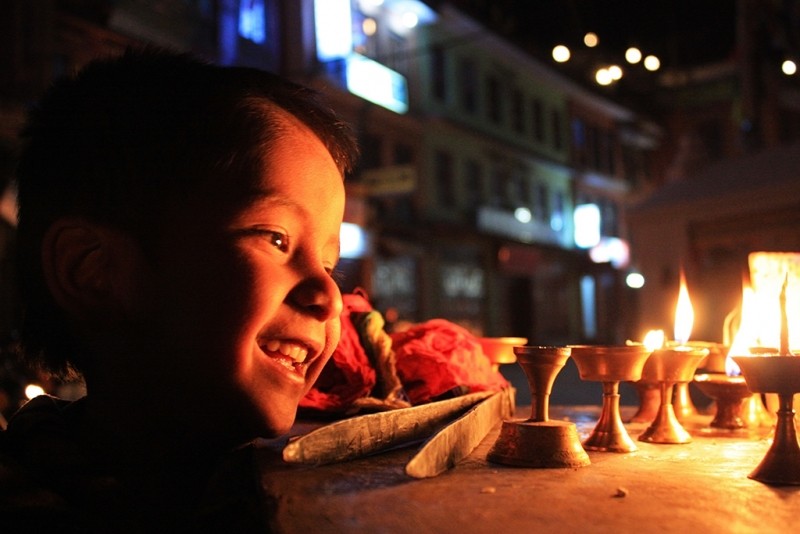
[1,48,358,532]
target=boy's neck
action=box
[77,386,236,500]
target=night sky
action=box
[441,0,739,69]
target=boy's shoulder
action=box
[1,395,271,533]
[0,403,87,532]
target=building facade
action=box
[0,0,659,346]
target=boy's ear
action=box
[42,218,131,321]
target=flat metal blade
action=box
[404,388,514,479]
[282,390,493,465]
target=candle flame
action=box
[643,329,666,351]
[726,275,795,374]
[727,283,757,375]
[780,272,789,355]
[674,270,694,345]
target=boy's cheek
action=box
[326,315,342,357]
[308,316,341,383]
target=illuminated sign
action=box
[574,203,601,248]
[441,264,484,298]
[314,0,353,61]
[345,53,409,113]
[476,206,565,247]
[315,0,432,114]
[340,222,369,259]
[360,164,417,195]
[589,237,630,268]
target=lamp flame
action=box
[726,282,758,375]
[643,329,666,351]
[674,270,694,345]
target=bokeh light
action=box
[362,17,377,36]
[552,44,571,63]
[595,68,613,86]
[643,54,661,71]
[626,272,646,289]
[625,47,642,64]
[25,383,46,399]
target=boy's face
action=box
[129,116,346,439]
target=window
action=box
[434,150,455,207]
[464,159,483,210]
[698,120,723,159]
[532,98,544,142]
[490,162,509,207]
[594,129,615,175]
[512,90,524,133]
[486,75,502,124]
[387,32,408,74]
[587,124,599,170]
[458,58,478,114]
[571,118,586,148]
[581,275,597,339]
[507,167,526,208]
[534,182,550,222]
[394,142,414,165]
[431,44,446,101]
[239,0,266,44]
[359,133,383,170]
[352,11,379,58]
[551,190,565,232]
[601,201,619,237]
[606,131,616,176]
[552,109,564,151]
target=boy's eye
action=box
[269,231,289,252]
[260,229,289,253]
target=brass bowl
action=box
[479,337,528,368]
[732,355,800,394]
[513,345,571,367]
[569,344,652,382]
[640,346,709,383]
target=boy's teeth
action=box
[264,340,308,363]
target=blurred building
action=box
[627,0,800,343]
[1,0,661,350]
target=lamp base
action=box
[487,419,591,468]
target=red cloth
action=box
[302,293,509,412]
[299,293,376,412]
[390,319,509,405]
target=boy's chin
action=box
[257,407,298,439]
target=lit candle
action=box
[674,268,693,346]
[780,272,790,356]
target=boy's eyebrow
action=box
[236,188,300,211]
[242,186,286,202]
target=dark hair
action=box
[15,47,359,377]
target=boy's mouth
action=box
[262,339,311,372]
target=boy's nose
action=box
[292,272,343,321]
